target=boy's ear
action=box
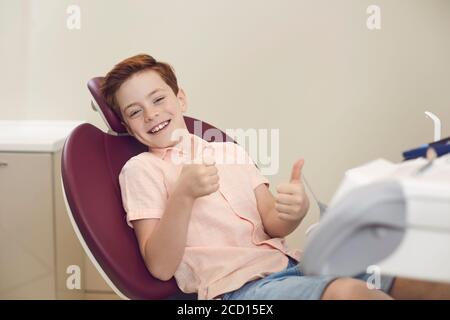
[177,87,188,112]
[121,121,134,136]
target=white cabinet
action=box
[0,149,85,299]
[0,121,85,299]
[0,152,55,298]
[0,121,120,299]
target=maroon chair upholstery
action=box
[88,77,128,135]
[61,77,234,299]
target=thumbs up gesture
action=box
[175,137,219,200]
[275,159,310,221]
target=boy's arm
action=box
[132,155,219,281]
[133,189,195,281]
[254,159,310,238]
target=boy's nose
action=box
[144,108,159,122]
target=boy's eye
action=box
[129,109,142,117]
[154,96,165,104]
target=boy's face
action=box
[116,69,188,149]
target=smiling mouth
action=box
[148,120,171,134]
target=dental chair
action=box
[61,77,234,299]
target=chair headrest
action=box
[88,77,128,134]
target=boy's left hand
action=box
[275,159,310,221]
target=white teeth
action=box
[150,120,169,133]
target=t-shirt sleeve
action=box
[232,143,270,190]
[119,158,167,228]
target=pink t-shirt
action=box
[119,134,301,299]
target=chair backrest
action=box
[61,77,234,299]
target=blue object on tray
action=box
[403,136,450,160]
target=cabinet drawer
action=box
[0,152,55,299]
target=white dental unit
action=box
[302,152,450,285]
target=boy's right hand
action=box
[178,161,219,199]
[175,137,220,200]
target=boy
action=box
[101,54,450,300]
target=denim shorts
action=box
[221,258,395,300]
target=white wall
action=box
[1,0,450,248]
[0,0,30,118]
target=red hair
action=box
[101,54,179,120]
